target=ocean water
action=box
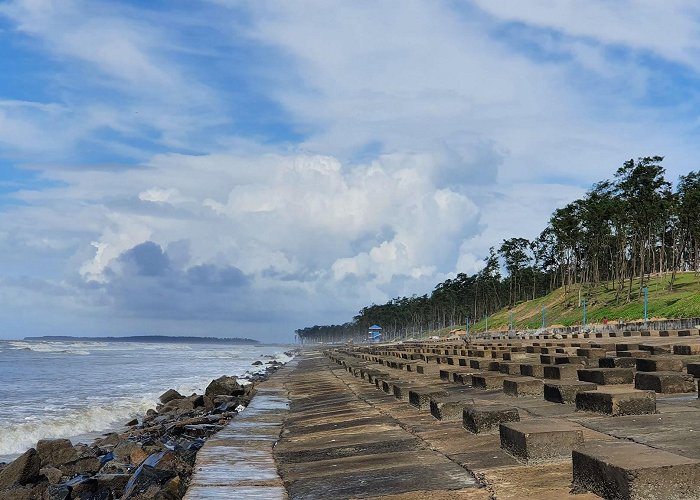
[0,340,294,461]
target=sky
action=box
[1,0,700,342]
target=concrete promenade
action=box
[186,331,700,499]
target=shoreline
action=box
[0,348,299,499]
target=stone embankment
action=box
[0,352,296,500]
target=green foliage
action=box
[298,156,700,343]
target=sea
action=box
[0,339,294,462]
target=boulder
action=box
[113,441,149,466]
[47,484,71,500]
[94,433,121,448]
[40,466,63,484]
[0,448,41,489]
[252,360,263,366]
[94,473,131,498]
[160,398,194,413]
[121,453,177,499]
[36,439,78,467]
[204,376,244,397]
[158,389,183,404]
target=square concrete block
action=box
[636,356,684,372]
[430,394,473,421]
[502,352,528,361]
[520,363,545,378]
[471,373,508,390]
[454,372,477,385]
[544,381,597,404]
[577,368,634,385]
[499,419,584,464]
[408,387,450,409]
[634,371,697,393]
[576,388,656,416]
[470,359,498,370]
[543,364,580,380]
[462,404,519,434]
[499,362,523,375]
[599,356,637,368]
[673,344,700,355]
[572,440,700,500]
[503,377,544,397]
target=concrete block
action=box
[462,404,519,434]
[572,440,700,500]
[469,359,499,370]
[577,348,607,358]
[688,362,700,378]
[454,372,477,385]
[544,381,597,404]
[673,344,700,355]
[499,362,523,375]
[543,364,580,380]
[599,356,637,368]
[502,352,528,361]
[520,363,545,378]
[634,371,697,394]
[499,419,584,464]
[430,395,473,421]
[503,377,544,397]
[471,373,508,390]
[576,388,656,416]
[577,368,635,385]
[636,357,684,372]
[408,387,450,409]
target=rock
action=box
[189,395,205,408]
[161,475,182,497]
[213,401,240,414]
[94,473,131,498]
[160,398,194,413]
[212,395,235,404]
[40,466,63,484]
[126,418,139,427]
[36,439,78,467]
[121,453,177,499]
[65,475,98,497]
[94,433,121,448]
[204,376,244,397]
[47,484,71,500]
[158,389,183,405]
[143,409,158,423]
[113,441,149,466]
[99,460,132,475]
[0,448,41,489]
[252,360,263,366]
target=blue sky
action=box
[2,0,700,342]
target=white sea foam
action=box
[0,396,156,457]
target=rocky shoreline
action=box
[0,349,298,500]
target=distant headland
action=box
[23,335,259,344]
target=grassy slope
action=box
[468,272,700,332]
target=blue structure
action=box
[368,325,382,342]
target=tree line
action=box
[296,157,700,343]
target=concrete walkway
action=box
[273,352,486,499]
[184,374,291,499]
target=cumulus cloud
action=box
[0,152,482,338]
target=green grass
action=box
[469,272,700,332]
